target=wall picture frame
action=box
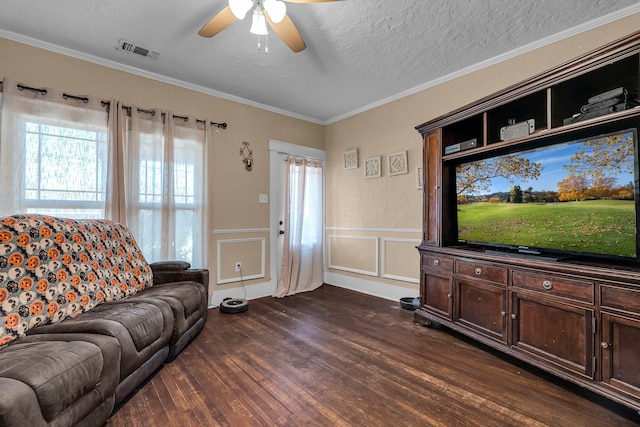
[364,156,381,179]
[343,148,358,170]
[388,151,408,176]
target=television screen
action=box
[455,129,638,260]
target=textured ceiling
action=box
[0,0,639,123]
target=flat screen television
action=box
[455,128,639,263]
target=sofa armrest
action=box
[0,378,48,427]
[149,261,191,272]
[150,262,209,289]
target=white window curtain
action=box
[121,107,212,268]
[0,77,110,218]
[274,157,323,297]
[0,78,213,269]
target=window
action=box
[132,133,205,266]
[23,121,108,218]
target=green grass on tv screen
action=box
[457,200,637,258]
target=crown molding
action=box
[0,29,324,125]
[324,4,640,125]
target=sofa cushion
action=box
[0,340,105,422]
[0,214,153,348]
[101,301,167,352]
[134,281,207,345]
[141,282,205,319]
[29,299,173,380]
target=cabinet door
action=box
[455,278,507,342]
[511,292,594,378]
[423,129,441,246]
[422,270,452,320]
[600,312,640,400]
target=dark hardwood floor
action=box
[107,285,640,426]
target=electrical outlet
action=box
[235,261,242,272]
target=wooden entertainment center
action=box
[415,31,640,413]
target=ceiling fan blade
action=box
[198,6,237,38]
[282,0,343,3]
[264,12,306,53]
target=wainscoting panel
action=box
[328,235,379,276]
[381,238,421,284]
[217,237,266,284]
[325,228,421,300]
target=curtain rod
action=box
[12,82,227,129]
[100,101,227,129]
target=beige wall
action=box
[323,13,640,298]
[0,37,324,303]
[2,12,640,303]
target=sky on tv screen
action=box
[481,132,635,195]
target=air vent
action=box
[117,39,159,60]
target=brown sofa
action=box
[0,214,209,427]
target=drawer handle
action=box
[447,293,452,299]
[542,280,553,290]
[501,311,506,317]
[601,342,609,349]
[474,267,482,275]
[433,259,440,266]
[511,314,517,319]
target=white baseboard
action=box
[323,271,418,302]
[208,279,276,308]
[208,272,419,308]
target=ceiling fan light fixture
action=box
[229,0,254,20]
[249,7,269,35]
[263,0,286,24]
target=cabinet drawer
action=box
[601,285,640,314]
[455,260,507,285]
[512,270,593,303]
[422,254,453,272]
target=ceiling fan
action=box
[198,0,342,53]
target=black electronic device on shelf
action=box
[563,87,639,125]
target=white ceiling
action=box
[1,1,639,124]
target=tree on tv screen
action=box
[456,156,542,197]
[559,132,634,201]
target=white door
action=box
[275,152,288,281]
[269,140,325,290]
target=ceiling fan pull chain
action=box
[256,34,269,54]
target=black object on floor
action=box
[220,298,248,314]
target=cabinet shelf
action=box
[441,114,483,150]
[441,107,640,163]
[430,43,640,160]
[486,90,548,145]
[551,53,640,128]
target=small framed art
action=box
[364,156,381,179]
[388,151,408,176]
[343,148,358,170]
